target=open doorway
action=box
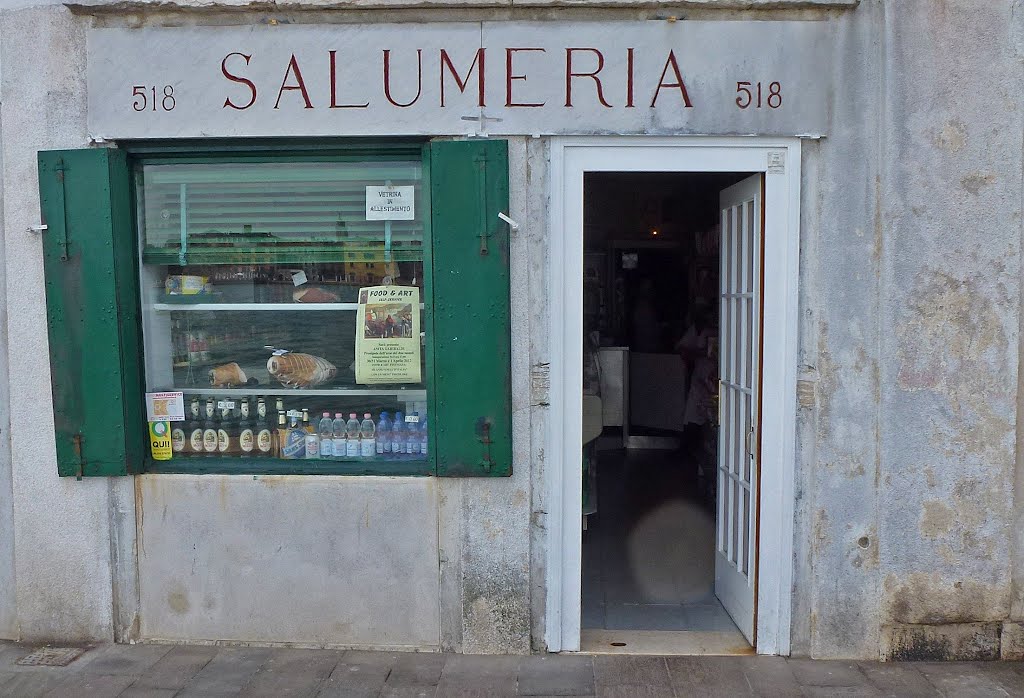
[581,171,760,654]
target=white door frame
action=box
[544,136,801,655]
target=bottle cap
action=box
[323,412,330,417]
[364,413,371,419]
[349,413,357,419]
[335,413,343,418]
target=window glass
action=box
[136,158,429,464]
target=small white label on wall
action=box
[366,186,415,221]
[767,151,786,174]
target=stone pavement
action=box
[0,641,1023,697]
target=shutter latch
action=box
[475,417,494,473]
[54,159,70,261]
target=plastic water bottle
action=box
[332,413,346,460]
[391,411,405,455]
[360,413,376,458]
[345,413,360,457]
[406,413,420,455]
[376,412,391,456]
[419,415,428,457]
[317,412,334,458]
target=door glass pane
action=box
[746,199,755,293]
[136,157,430,463]
[741,486,750,575]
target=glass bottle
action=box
[202,398,218,455]
[238,399,255,456]
[276,411,288,458]
[186,398,204,456]
[217,400,236,455]
[256,398,274,457]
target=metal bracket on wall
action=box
[72,433,84,480]
[475,417,494,472]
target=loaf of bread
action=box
[267,353,337,388]
[209,362,247,387]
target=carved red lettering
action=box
[383,49,424,108]
[274,54,313,109]
[565,48,612,108]
[330,50,370,108]
[626,48,635,108]
[440,49,486,107]
[650,50,693,108]
[221,52,257,110]
[505,48,546,108]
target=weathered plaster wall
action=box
[0,15,16,641]
[790,0,883,659]
[0,5,121,642]
[794,0,1024,660]
[136,475,441,648]
[875,0,1023,660]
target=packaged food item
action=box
[209,362,247,387]
[165,274,210,295]
[267,352,337,388]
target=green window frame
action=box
[37,139,511,478]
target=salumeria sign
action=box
[87,22,832,138]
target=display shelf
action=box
[154,302,426,312]
[143,246,424,266]
[154,302,359,312]
[178,386,426,399]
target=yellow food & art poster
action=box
[355,286,421,384]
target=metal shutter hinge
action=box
[475,417,494,472]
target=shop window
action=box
[37,141,511,478]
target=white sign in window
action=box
[366,185,415,221]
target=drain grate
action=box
[16,647,84,667]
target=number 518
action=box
[736,81,782,109]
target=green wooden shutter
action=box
[429,140,512,477]
[38,149,144,477]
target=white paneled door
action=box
[715,175,763,645]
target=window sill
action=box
[69,0,858,12]
[144,457,434,476]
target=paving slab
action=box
[317,651,396,697]
[788,659,870,687]
[914,662,1012,698]
[43,672,139,698]
[380,685,438,698]
[238,648,341,697]
[129,644,217,690]
[437,654,519,695]
[518,654,595,696]
[856,661,940,697]
[975,662,1024,698]
[118,688,179,698]
[726,655,800,697]
[594,684,675,698]
[177,646,274,697]
[0,671,66,698]
[799,686,881,697]
[385,652,447,687]
[666,655,752,696]
[593,655,671,687]
[75,644,171,677]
